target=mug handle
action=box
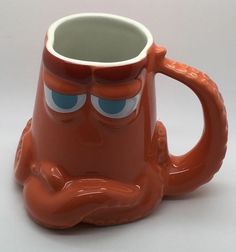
[152,45,228,196]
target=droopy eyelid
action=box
[90,93,141,119]
[44,84,87,113]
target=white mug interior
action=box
[46,13,153,67]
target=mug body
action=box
[32,13,157,182]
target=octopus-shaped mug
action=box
[15,13,228,229]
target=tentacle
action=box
[23,161,164,228]
[31,161,69,192]
[150,121,170,169]
[83,164,164,226]
[14,119,33,185]
[24,175,142,229]
[159,58,228,195]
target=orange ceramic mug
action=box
[15,13,228,229]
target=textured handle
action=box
[154,48,228,196]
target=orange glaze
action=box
[15,40,227,228]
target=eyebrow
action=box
[44,67,144,99]
[43,68,87,94]
[90,79,142,99]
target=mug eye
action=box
[91,94,140,119]
[44,84,86,113]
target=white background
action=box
[0,0,235,251]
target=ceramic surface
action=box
[14,13,228,229]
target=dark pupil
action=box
[52,91,78,109]
[98,98,126,114]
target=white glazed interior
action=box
[46,13,153,67]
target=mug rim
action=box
[46,13,154,67]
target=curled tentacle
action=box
[23,162,164,228]
[24,175,141,229]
